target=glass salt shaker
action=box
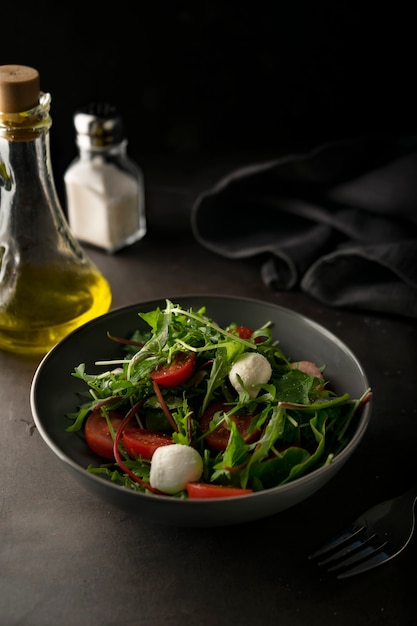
[64,103,147,253]
[0,65,112,356]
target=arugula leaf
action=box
[211,419,249,483]
[249,447,311,489]
[199,348,230,417]
[274,368,320,404]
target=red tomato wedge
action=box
[230,326,255,339]
[150,351,196,387]
[229,326,263,343]
[122,428,173,459]
[200,401,261,451]
[84,410,125,460]
[186,482,253,498]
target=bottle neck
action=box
[0,99,64,244]
[0,92,57,199]
[0,92,51,141]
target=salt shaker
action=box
[0,65,112,356]
[64,103,147,253]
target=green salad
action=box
[66,300,372,499]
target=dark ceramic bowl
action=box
[30,295,371,527]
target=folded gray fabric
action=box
[191,136,417,318]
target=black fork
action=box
[308,484,417,579]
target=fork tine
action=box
[325,538,388,574]
[336,549,392,579]
[318,532,376,567]
[308,524,365,561]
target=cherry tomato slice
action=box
[200,401,260,451]
[150,352,196,387]
[186,482,253,498]
[230,326,255,339]
[122,428,173,459]
[229,326,262,344]
[84,410,125,460]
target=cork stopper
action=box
[0,65,40,113]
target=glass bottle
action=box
[64,103,146,253]
[0,65,112,356]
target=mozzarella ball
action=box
[150,444,203,494]
[229,352,272,398]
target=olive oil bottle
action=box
[0,65,112,356]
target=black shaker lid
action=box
[74,102,125,147]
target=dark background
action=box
[3,1,416,201]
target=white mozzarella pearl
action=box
[150,444,203,494]
[229,352,272,398]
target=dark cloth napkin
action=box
[191,136,417,318]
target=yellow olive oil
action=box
[0,262,111,355]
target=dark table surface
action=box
[1,154,416,626]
